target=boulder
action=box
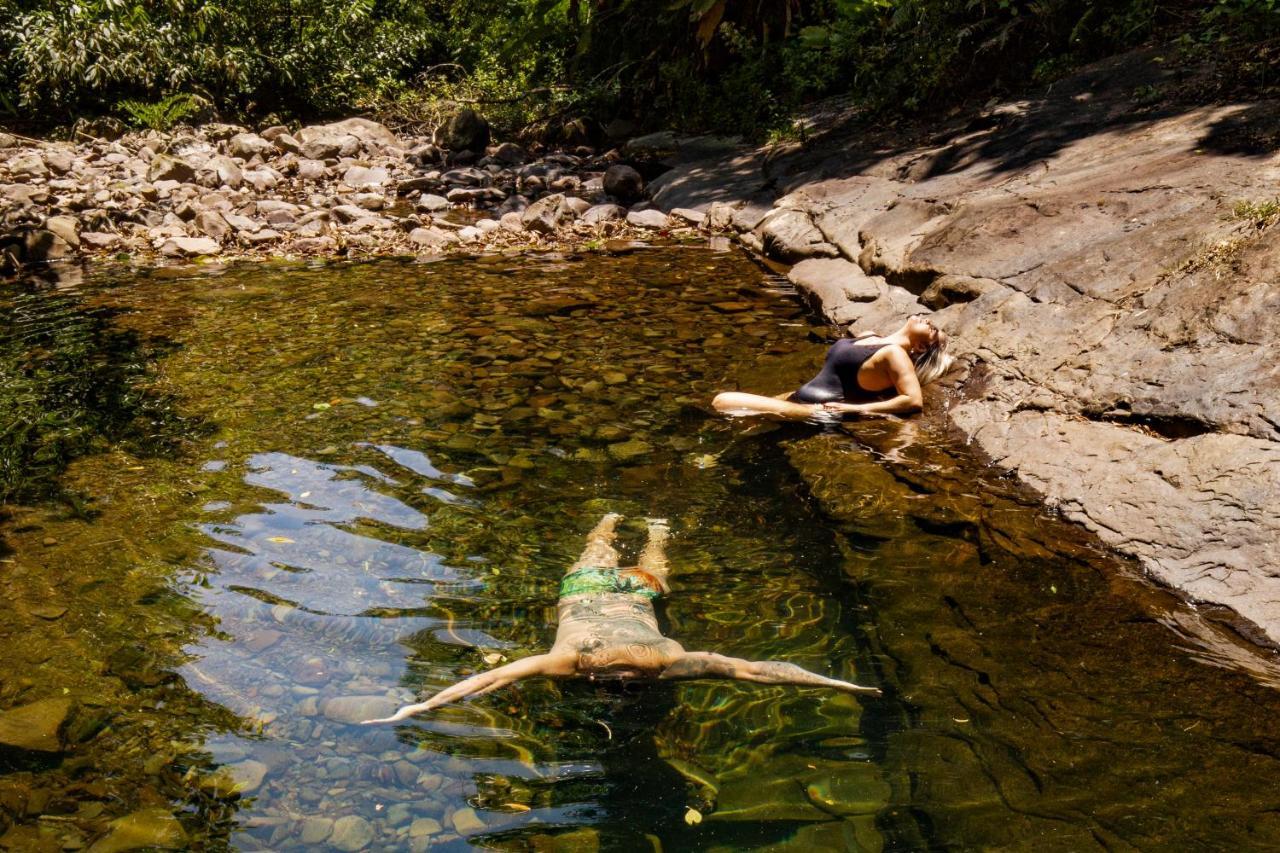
[147,155,195,184]
[669,207,706,226]
[296,159,328,181]
[603,164,645,203]
[758,208,838,262]
[323,118,400,152]
[521,193,575,234]
[444,108,490,153]
[242,168,281,192]
[272,132,303,155]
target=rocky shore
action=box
[654,50,1280,648]
[0,112,712,268]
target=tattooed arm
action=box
[361,652,576,723]
[659,651,882,696]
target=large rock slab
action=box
[651,49,1280,645]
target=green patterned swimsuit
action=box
[559,566,663,600]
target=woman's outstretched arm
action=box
[659,651,881,696]
[361,653,574,723]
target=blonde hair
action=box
[912,336,954,386]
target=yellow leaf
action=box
[267,536,294,544]
[684,807,703,825]
[502,803,531,813]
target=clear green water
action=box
[3,251,1280,851]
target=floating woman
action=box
[712,315,954,420]
[363,513,878,723]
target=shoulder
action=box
[874,344,915,372]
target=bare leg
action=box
[569,512,622,573]
[636,518,671,591]
[712,391,822,421]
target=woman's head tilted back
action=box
[903,314,954,386]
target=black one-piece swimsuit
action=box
[790,339,888,403]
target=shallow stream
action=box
[2,249,1280,851]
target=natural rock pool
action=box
[3,249,1280,851]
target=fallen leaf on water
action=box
[312,402,330,410]
[502,804,531,813]
[684,807,703,826]
[267,536,294,544]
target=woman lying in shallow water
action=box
[712,314,953,420]
[363,514,879,723]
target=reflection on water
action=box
[4,253,1280,851]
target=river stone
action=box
[803,769,893,816]
[408,817,442,838]
[409,227,454,249]
[342,165,389,188]
[299,817,333,844]
[147,154,195,183]
[159,236,221,257]
[522,193,575,234]
[324,117,401,152]
[44,148,74,175]
[449,807,485,834]
[583,202,627,222]
[21,229,75,262]
[80,232,120,250]
[492,141,527,165]
[330,815,374,851]
[0,697,74,753]
[207,155,243,189]
[625,209,668,229]
[297,159,328,181]
[43,215,80,247]
[195,211,231,241]
[228,132,274,160]
[603,164,644,203]
[86,808,187,853]
[9,153,48,180]
[321,695,396,724]
[444,108,490,153]
[787,258,883,325]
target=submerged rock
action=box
[321,695,396,724]
[86,808,187,853]
[0,697,75,753]
[330,815,374,851]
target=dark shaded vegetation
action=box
[0,0,1275,139]
[0,281,204,505]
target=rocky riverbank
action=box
[654,49,1280,649]
[0,113,713,269]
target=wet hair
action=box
[912,335,954,386]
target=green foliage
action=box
[0,0,1273,135]
[117,93,206,130]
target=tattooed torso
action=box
[552,593,683,678]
